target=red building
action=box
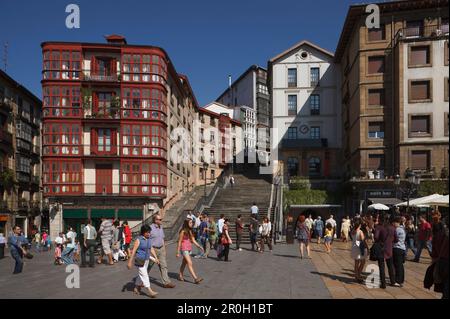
[42,35,173,236]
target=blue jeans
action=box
[414,240,432,261]
[11,249,23,274]
[61,247,75,264]
[406,238,417,256]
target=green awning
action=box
[63,209,88,219]
[118,209,143,219]
[90,209,115,219]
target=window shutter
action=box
[368,57,384,74]
[92,92,98,113]
[369,122,382,132]
[368,155,384,170]
[411,81,430,100]
[368,89,383,106]
[410,46,429,65]
[411,151,428,170]
[411,116,429,133]
[111,59,117,74]
[91,56,96,74]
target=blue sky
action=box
[0,0,364,105]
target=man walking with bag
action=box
[149,214,176,288]
[81,219,97,268]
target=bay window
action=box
[43,123,81,155]
[43,160,82,195]
[122,87,167,121]
[122,53,167,84]
[121,161,166,195]
[43,50,81,80]
[121,124,166,157]
[43,85,81,118]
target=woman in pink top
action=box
[176,219,204,284]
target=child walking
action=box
[324,223,334,253]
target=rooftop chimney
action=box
[105,34,127,45]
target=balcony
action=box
[31,175,40,185]
[16,172,30,183]
[82,71,119,82]
[16,139,32,152]
[0,97,13,115]
[32,145,40,155]
[0,129,13,145]
[0,200,8,210]
[397,24,449,42]
[18,199,29,210]
[411,167,436,179]
[83,108,120,120]
[281,138,328,149]
[30,200,40,209]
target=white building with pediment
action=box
[268,40,342,179]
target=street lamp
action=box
[394,170,421,214]
[203,162,209,203]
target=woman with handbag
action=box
[296,215,311,259]
[351,220,367,283]
[127,224,160,298]
[218,219,232,261]
[176,219,204,283]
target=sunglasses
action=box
[156,218,162,221]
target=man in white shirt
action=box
[305,215,314,234]
[250,203,259,220]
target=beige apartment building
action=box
[335,0,449,213]
[0,70,42,237]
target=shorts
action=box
[101,238,112,254]
[298,238,309,244]
[180,250,191,256]
[324,236,332,244]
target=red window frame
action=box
[121,123,167,158]
[121,85,167,121]
[92,91,116,116]
[43,159,83,195]
[43,85,81,118]
[121,51,168,83]
[91,128,117,155]
[43,49,82,80]
[43,122,82,156]
[120,160,167,196]
[90,56,117,77]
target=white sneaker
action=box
[239,248,242,251]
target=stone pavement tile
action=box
[309,240,439,299]
[0,242,331,299]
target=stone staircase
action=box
[162,185,213,240]
[204,166,273,244]
[131,185,213,239]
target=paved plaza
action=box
[0,240,439,299]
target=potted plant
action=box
[0,169,17,193]
[81,87,92,116]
